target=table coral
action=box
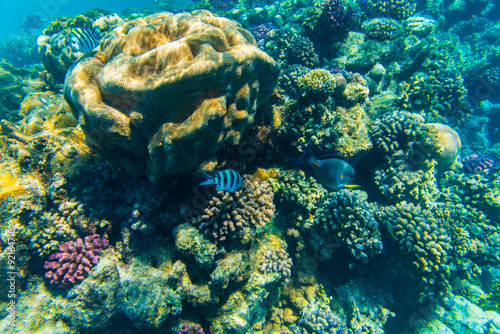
[64,11,279,181]
[44,234,109,287]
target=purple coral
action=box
[178,322,204,334]
[210,0,234,12]
[461,154,498,175]
[314,0,356,42]
[44,234,109,287]
[250,22,276,49]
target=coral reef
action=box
[461,154,498,174]
[43,234,109,287]
[296,68,337,96]
[191,174,274,243]
[318,189,383,261]
[303,0,356,43]
[363,0,416,20]
[377,201,452,285]
[64,11,279,181]
[266,30,319,67]
[421,123,462,170]
[259,248,293,278]
[362,18,403,41]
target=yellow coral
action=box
[64,11,279,182]
[297,68,336,95]
[424,123,462,170]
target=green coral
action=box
[297,68,337,95]
[364,0,416,20]
[362,18,403,41]
[266,29,319,67]
[318,189,383,261]
[377,201,452,286]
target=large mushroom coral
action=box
[64,10,280,181]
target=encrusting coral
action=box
[64,10,279,181]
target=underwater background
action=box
[1,0,500,333]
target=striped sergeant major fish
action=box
[68,27,98,53]
[200,169,243,192]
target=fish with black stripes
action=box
[200,169,243,192]
[68,27,99,53]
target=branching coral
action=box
[377,201,452,285]
[64,11,279,181]
[297,69,337,96]
[362,18,403,41]
[259,248,293,278]
[44,234,109,287]
[363,0,416,20]
[318,190,383,261]
[192,175,274,243]
[303,0,355,44]
[267,30,319,67]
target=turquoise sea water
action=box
[1,0,500,333]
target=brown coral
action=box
[63,11,280,181]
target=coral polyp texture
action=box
[63,11,279,181]
[44,234,109,287]
[259,248,293,278]
[191,174,275,243]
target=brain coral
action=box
[64,11,279,181]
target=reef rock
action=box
[64,10,279,181]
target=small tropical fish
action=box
[19,14,46,33]
[68,28,98,53]
[288,144,359,191]
[200,169,243,192]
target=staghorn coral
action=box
[275,169,328,221]
[318,189,383,261]
[397,34,469,117]
[191,174,274,243]
[44,234,109,287]
[64,11,279,181]
[440,170,500,221]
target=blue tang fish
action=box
[288,144,359,191]
[200,169,243,192]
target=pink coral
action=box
[44,234,108,287]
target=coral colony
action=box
[1,0,500,333]
[44,235,109,287]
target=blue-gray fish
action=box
[288,144,359,191]
[68,28,98,52]
[200,169,243,192]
